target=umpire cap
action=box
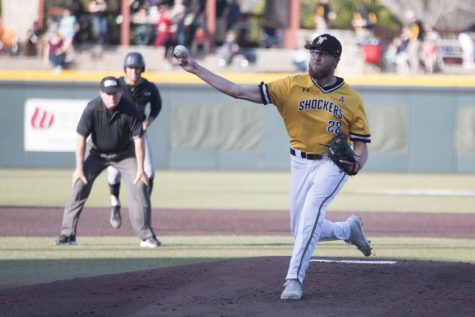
[123,52,145,71]
[100,76,121,94]
[304,34,342,57]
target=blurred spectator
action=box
[70,0,88,45]
[422,29,439,74]
[291,37,310,72]
[0,26,18,55]
[130,1,157,46]
[291,49,309,72]
[58,8,79,63]
[146,2,160,23]
[130,0,143,15]
[218,26,256,68]
[153,3,177,63]
[262,17,283,48]
[383,28,415,74]
[351,2,377,39]
[314,0,330,34]
[215,0,229,46]
[458,31,474,69]
[153,4,172,47]
[383,38,398,72]
[190,11,211,57]
[46,30,66,72]
[407,13,425,74]
[226,0,241,31]
[218,29,240,66]
[23,20,44,57]
[182,1,201,47]
[171,0,187,46]
[88,0,108,45]
[393,28,411,74]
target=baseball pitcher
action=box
[174,34,372,300]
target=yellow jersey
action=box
[260,75,371,154]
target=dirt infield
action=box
[1,207,475,316]
[1,206,475,238]
[2,257,474,317]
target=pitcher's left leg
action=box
[286,160,348,283]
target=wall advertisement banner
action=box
[24,98,88,152]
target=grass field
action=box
[1,236,475,289]
[1,169,474,289]
[1,169,475,213]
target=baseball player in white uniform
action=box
[174,33,372,300]
[107,52,162,229]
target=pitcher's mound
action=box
[1,256,474,316]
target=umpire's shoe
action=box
[140,236,162,248]
[346,215,372,256]
[110,205,122,228]
[55,235,77,246]
[281,279,302,300]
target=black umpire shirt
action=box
[76,96,143,154]
[118,77,162,121]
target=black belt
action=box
[92,149,133,161]
[290,148,323,160]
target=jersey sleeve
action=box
[129,107,144,139]
[130,118,143,139]
[259,76,292,110]
[349,95,371,143]
[76,101,94,137]
[148,83,162,119]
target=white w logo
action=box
[316,36,327,45]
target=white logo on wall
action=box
[24,99,88,152]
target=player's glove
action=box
[324,134,359,175]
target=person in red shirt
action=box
[47,30,66,71]
[154,4,176,63]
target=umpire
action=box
[55,76,160,248]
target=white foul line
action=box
[311,259,397,265]
[346,188,475,197]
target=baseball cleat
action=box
[55,235,77,246]
[110,205,122,228]
[280,279,302,300]
[346,215,372,256]
[140,237,162,248]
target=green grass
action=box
[1,236,474,289]
[1,169,475,213]
[1,169,475,289]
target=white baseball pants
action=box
[285,154,352,283]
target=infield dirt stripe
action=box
[1,207,474,239]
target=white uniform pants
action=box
[286,155,351,283]
[107,132,154,184]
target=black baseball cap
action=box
[100,76,121,94]
[304,34,342,57]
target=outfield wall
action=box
[1,72,474,173]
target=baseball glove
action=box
[324,134,359,175]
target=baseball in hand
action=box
[173,45,189,59]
